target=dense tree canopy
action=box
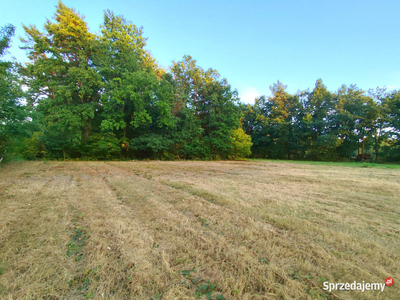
[243,80,400,162]
[1,1,251,161]
[0,24,30,162]
[1,1,399,163]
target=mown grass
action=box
[249,158,400,169]
[0,160,399,299]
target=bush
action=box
[81,133,121,160]
[229,127,252,159]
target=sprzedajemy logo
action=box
[323,277,393,293]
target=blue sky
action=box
[2,0,400,103]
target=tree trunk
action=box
[84,118,92,141]
[361,137,365,156]
[0,149,6,164]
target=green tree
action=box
[244,81,301,159]
[98,11,176,159]
[170,56,242,159]
[302,79,339,160]
[369,87,390,162]
[334,85,378,160]
[241,98,268,158]
[229,127,252,159]
[21,1,102,158]
[381,90,400,162]
[333,85,364,160]
[0,24,28,162]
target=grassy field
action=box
[0,160,399,299]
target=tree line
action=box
[1,2,399,163]
[242,81,399,162]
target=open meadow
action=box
[0,160,399,299]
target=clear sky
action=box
[2,0,400,103]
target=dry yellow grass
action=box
[0,160,399,299]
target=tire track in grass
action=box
[122,162,400,271]
[85,163,195,299]
[65,162,187,299]
[98,162,333,300]
[3,162,397,299]
[97,163,252,299]
[0,162,86,299]
[103,161,400,300]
